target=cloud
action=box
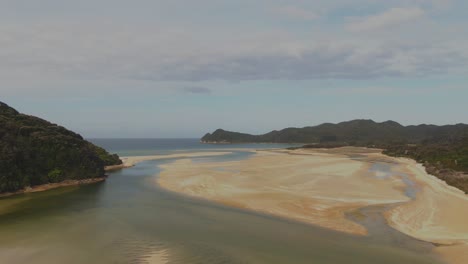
[128,42,467,81]
[181,86,212,94]
[0,15,467,88]
[427,0,452,10]
[346,7,425,32]
[273,6,320,20]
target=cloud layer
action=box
[0,0,467,87]
[1,22,466,85]
[346,7,425,32]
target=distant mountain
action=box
[202,119,468,193]
[202,119,468,145]
[0,101,122,193]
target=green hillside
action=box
[0,101,122,193]
[202,120,468,145]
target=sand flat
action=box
[385,158,468,264]
[157,148,468,264]
[158,149,409,235]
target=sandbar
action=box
[157,147,468,264]
[158,148,409,235]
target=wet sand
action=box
[157,147,468,264]
[158,148,409,235]
[385,158,468,264]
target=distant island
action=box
[202,120,468,193]
[0,101,122,195]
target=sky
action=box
[1,0,467,138]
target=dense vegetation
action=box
[202,120,468,193]
[383,136,468,193]
[0,101,122,193]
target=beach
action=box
[157,147,468,264]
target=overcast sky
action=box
[1,0,467,138]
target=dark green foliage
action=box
[47,168,64,183]
[383,136,468,193]
[0,101,122,193]
[383,136,468,173]
[91,145,122,166]
[202,129,257,143]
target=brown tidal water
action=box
[0,144,445,263]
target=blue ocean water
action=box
[88,138,301,156]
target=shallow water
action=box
[347,161,430,253]
[0,139,443,263]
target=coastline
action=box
[0,177,106,198]
[156,147,468,264]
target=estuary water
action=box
[0,139,442,264]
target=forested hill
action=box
[201,120,468,145]
[0,101,122,193]
[202,119,468,193]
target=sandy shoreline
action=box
[157,147,468,264]
[0,177,106,198]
